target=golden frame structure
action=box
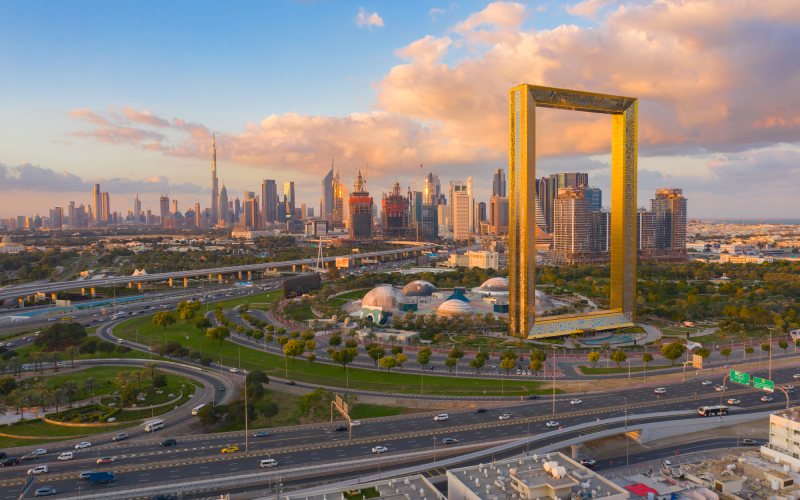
[508,84,638,338]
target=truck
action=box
[87,471,116,484]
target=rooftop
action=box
[283,475,443,500]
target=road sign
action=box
[754,377,775,393]
[730,370,750,386]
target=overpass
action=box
[0,243,436,303]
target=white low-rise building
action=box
[762,407,800,471]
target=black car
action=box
[526,394,539,400]
[1,457,19,467]
[160,438,177,447]
[285,380,297,386]
[151,495,178,500]
[334,424,348,432]
[474,408,488,413]
[0,452,6,460]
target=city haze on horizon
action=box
[1,0,799,219]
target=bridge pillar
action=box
[90,287,96,298]
[51,292,57,302]
[81,287,86,296]
[238,271,243,280]
[247,271,252,281]
[127,282,133,289]
[569,444,583,459]
[208,273,213,281]
[168,277,174,288]
[137,282,142,291]
[18,297,24,308]
[217,273,223,284]
[183,277,188,288]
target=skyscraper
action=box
[101,192,110,225]
[49,207,63,230]
[217,184,229,227]
[552,187,591,263]
[489,195,509,235]
[171,199,178,215]
[452,183,470,241]
[261,179,277,225]
[348,170,373,240]
[322,163,334,223]
[283,181,295,220]
[382,181,409,238]
[492,168,506,197]
[332,170,344,228]
[91,184,102,224]
[160,195,170,227]
[133,195,141,223]
[652,188,687,256]
[211,134,219,225]
[194,202,201,228]
[538,172,589,232]
[466,176,474,233]
[243,197,259,228]
[585,187,602,212]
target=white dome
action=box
[479,277,509,291]
[361,285,407,310]
[402,280,438,297]
[436,299,474,317]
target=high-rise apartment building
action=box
[49,207,63,230]
[492,168,506,197]
[637,209,657,252]
[537,172,588,232]
[133,195,142,223]
[210,134,219,225]
[91,183,102,224]
[283,181,295,220]
[171,199,178,215]
[217,185,229,227]
[322,164,334,223]
[348,171,373,240]
[159,195,170,227]
[261,179,277,225]
[242,197,259,228]
[452,183,471,241]
[382,181,409,238]
[489,195,509,235]
[101,192,110,225]
[585,187,602,212]
[590,210,610,253]
[476,201,486,224]
[552,187,591,263]
[652,188,687,251]
[466,176,474,233]
[332,171,344,228]
[194,202,201,228]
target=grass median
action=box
[115,315,551,396]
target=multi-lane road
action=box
[2,364,794,498]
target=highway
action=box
[2,364,794,498]
[0,244,434,301]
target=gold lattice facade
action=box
[509,85,638,338]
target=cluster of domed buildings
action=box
[354,277,554,326]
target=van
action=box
[58,451,74,461]
[260,458,278,468]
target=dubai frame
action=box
[508,84,637,339]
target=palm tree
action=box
[84,377,95,404]
[61,382,78,408]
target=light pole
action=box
[627,359,631,379]
[642,345,647,384]
[551,346,557,416]
[768,328,773,381]
[624,395,629,467]
[682,360,692,382]
[433,436,437,463]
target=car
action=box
[433,414,449,421]
[371,446,388,454]
[31,448,47,456]
[58,452,73,461]
[701,380,713,386]
[653,387,667,394]
[221,445,239,454]
[160,438,177,447]
[570,399,583,405]
[498,413,511,420]
[727,398,742,405]
[579,458,597,467]
[229,367,240,373]
[545,420,560,428]
[474,408,488,414]
[526,394,539,400]
[21,453,39,462]
[1,458,19,467]
[662,459,673,468]
[28,465,49,475]
[112,433,128,442]
[253,431,270,438]
[742,438,758,445]
[79,471,94,480]
[715,385,728,392]
[34,487,57,497]
[350,420,362,427]
[74,441,92,449]
[218,385,225,391]
[116,338,125,344]
[761,395,774,402]
[782,384,796,392]
[96,456,115,464]
[334,424,348,432]
[441,437,459,445]
[793,374,800,380]
[285,380,296,386]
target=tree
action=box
[499,357,515,375]
[761,342,771,353]
[331,347,357,369]
[0,376,16,396]
[642,352,654,368]
[261,400,279,423]
[194,316,211,332]
[469,356,485,374]
[416,347,432,370]
[367,345,386,365]
[719,347,731,360]
[587,351,600,368]
[661,342,686,366]
[779,340,789,354]
[329,335,342,347]
[745,345,755,358]
[379,356,397,372]
[305,339,317,352]
[283,339,305,363]
[64,346,78,368]
[206,326,230,345]
[694,347,711,360]
[391,346,403,355]
[306,353,316,364]
[529,358,543,376]
[152,311,176,330]
[530,348,547,363]
[395,352,408,367]
[610,349,627,368]
[61,382,78,408]
[84,377,96,403]
[444,356,457,373]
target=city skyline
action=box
[1,0,799,218]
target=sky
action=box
[1,0,800,219]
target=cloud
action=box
[0,163,205,195]
[566,0,616,19]
[429,7,446,20]
[355,7,384,29]
[121,107,170,127]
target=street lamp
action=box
[433,436,437,463]
[551,346,557,416]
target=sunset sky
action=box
[1,0,799,218]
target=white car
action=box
[28,465,48,475]
[498,413,511,420]
[714,385,728,392]
[229,368,240,373]
[570,399,583,405]
[793,374,800,379]
[371,446,388,454]
[58,451,74,461]
[761,395,774,402]
[74,441,92,449]
[31,448,47,456]
[350,420,362,427]
[701,380,713,386]
[727,398,742,405]
[433,414,449,422]
[545,420,559,427]
[116,338,125,344]
[654,387,667,394]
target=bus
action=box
[698,405,728,417]
[191,404,206,416]
[143,419,165,432]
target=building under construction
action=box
[348,170,373,240]
[381,181,409,238]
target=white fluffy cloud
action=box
[355,7,384,29]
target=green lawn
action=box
[284,302,316,321]
[212,290,283,310]
[349,403,407,419]
[579,364,675,374]
[16,343,153,361]
[334,289,371,300]
[0,419,128,448]
[115,314,550,396]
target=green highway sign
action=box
[730,370,751,386]
[754,377,775,392]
